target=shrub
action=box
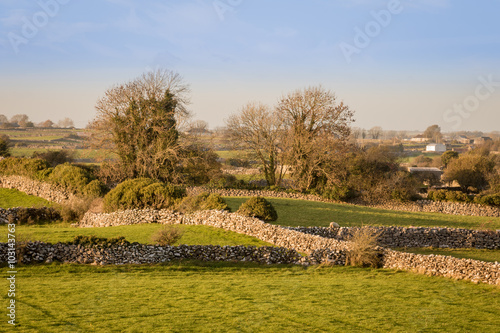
[345,228,383,268]
[176,193,230,213]
[474,193,500,207]
[0,157,51,179]
[427,189,471,203]
[237,197,278,222]
[49,163,93,194]
[13,207,61,225]
[70,235,130,247]
[151,225,184,246]
[59,198,94,222]
[322,185,357,202]
[103,178,186,212]
[83,179,108,198]
[32,150,75,167]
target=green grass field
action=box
[0,223,271,247]
[0,188,53,209]
[225,197,500,230]
[5,263,499,332]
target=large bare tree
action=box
[90,69,191,183]
[276,86,355,190]
[226,102,286,186]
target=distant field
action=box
[225,197,500,230]
[9,263,500,332]
[0,188,53,209]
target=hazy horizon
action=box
[1,1,499,132]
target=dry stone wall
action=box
[383,249,500,285]
[0,175,80,205]
[0,242,304,265]
[0,207,60,224]
[187,187,500,218]
[77,209,500,285]
[286,226,500,250]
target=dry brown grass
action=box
[345,228,383,268]
[151,225,184,246]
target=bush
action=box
[474,193,500,207]
[322,185,357,202]
[32,150,75,167]
[59,198,94,222]
[176,193,230,214]
[103,178,186,212]
[345,228,383,268]
[151,225,184,246]
[237,197,278,222]
[83,179,108,198]
[69,235,130,247]
[49,163,93,194]
[12,207,61,225]
[428,189,471,203]
[0,157,51,179]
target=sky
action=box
[0,0,499,132]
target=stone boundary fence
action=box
[0,243,305,266]
[0,207,60,224]
[78,209,500,285]
[186,187,500,218]
[0,175,80,205]
[285,226,500,250]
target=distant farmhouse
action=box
[457,135,472,144]
[473,137,492,145]
[410,134,428,143]
[426,143,446,153]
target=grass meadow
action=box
[2,190,500,331]
[4,263,499,332]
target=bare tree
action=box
[58,117,75,128]
[187,120,209,136]
[226,102,285,186]
[0,115,8,124]
[38,120,54,128]
[90,69,191,183]
[10,114,29,125]
[276,86,355,190]
[368,126,382,140]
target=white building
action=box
[426,143,446,153]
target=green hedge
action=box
[103,178,186,212]
[427,190,472,203]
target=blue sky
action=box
[0,0,499,132]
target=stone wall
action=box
[0,175,80,205]
[382,249,500,285]
[80,209,351,258]
[78,209,500,285]
[187,187,500,218]
[0,242,304,265]
[285,226,500,250]
[0,207,61,224]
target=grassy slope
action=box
[0,188,53,208]
[7,263,499,332]
[225,197,500,230]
